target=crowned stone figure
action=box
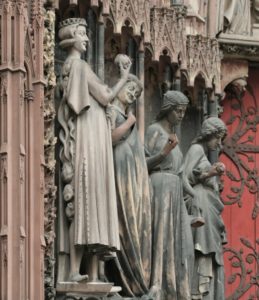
[57,18,131,284]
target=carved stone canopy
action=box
[186,35,221,94]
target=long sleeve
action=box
[66,59,91,114]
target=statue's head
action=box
[63,184,74,202]
[197,117,227,151]
[61,162,74,183]
[156,90,189,125]
[58,18,88,52]
[226,77,247,100]
[117,74,143,106]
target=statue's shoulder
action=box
[63,58,86,72]
[146,122,162,136]
[188,143,204,156]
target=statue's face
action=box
[73,25,88,53]
[118,81,141,106]
[207,132,224,151]
[63,184,74,202]
[62,162,73,183]
[166,105,187,125]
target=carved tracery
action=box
[150,6,186,63]
[186,35,221,94]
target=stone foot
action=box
[69,273,89,282]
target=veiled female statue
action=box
[57,18,131,282]
[183,117,227,299]
[145,91,194,300]
[107,69,152,297]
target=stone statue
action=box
[183,117,227,300]
[107,68,152,297]
[220,0,251,35]
[145,91,194,300]
[57,18,131,283]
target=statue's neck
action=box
[159,118,175,134]
[68,48,82,59]
[113,98,127,114]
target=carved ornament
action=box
[25,90,34,101]
[43,8,57,300]
[150,6,186,63]
[110,0,144,36]
[220,43,259,60]
[0,1,25,16]
[186,35,221,94]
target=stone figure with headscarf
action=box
[145,90,194,300]
[183,117,228,299]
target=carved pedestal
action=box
[56,282,121,300]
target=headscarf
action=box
[194,117,227,143]
[156,90,189,120]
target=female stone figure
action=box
[107,71,152,297]
[57,18,131,282]
[183,117,227,299]
[145,91,193,300]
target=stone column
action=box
[127,37,136,74]
[172,67,182,138]
[208,91,219,164]
[207,0,218,37]
[137,40,145,143]
[173,67,181,91]
[0,2,26,299]
[0,1,45,299]
[87,9,96,71]
[31,8,46,300]
[97,15,105,81]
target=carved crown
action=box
[59,18,87,29]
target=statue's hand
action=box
[162,134,178,156]
[211,162,225,176]
[114,54,132,79]
[215,162,226,175]
[119,56,132,79]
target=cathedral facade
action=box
[0,0,258,299]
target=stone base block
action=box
[56,282,113,299]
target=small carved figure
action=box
[107,70,152,296]
[145,91,193,300]
[183,117,227,300]
[57,18,131,282]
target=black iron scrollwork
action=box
[222,85,259,219]
[224,238,259,300]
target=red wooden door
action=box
[220,68,259,299]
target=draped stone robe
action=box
[58,57,120,258]
[184,143,226,300]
